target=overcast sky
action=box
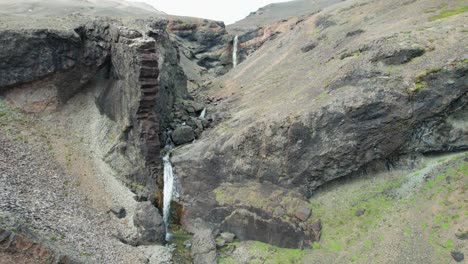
[128,0,291,24]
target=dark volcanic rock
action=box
[172,125,196,145]
[133,202,165,245]
[372,45,426,65]
[451,251,464,262]
[109,206,127,219]
[455,229,468,240]
[0,20,113,103]
[220,209,318,248]
[95,19,189,200]
[301,42,317,53]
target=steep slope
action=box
[172,0,467,250]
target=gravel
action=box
[0,126,171,263]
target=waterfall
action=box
[163,153,174,241]
[232,35,239,67]
[199,108,207,119]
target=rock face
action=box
[134,202,166,245]
[220,209,317,248]
[95,19,188,199]
[0,21,112,107]
[0,17,191,204]
[0,227,78,263]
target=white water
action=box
[199,108,207,119]
[232,35,239,67]
[163,153,174,240]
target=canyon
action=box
[0,0,467,263]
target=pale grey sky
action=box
[128,0,291,24]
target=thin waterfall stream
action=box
[199,108,207,119]
[232,35,239,67]
[163,153,174,241]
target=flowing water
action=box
[163,153,174,240]
[199,108,207,119]
[232,35,239,67]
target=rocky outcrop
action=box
[0,227,78,263]
[191,229,217,264]
[0,20,112,110]
[168,19,232,76]
[95,19,189,200]
[134,202,166,245]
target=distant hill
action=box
[0,0,164,17]
[228,0,342,32]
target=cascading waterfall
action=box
[199,108,207,119]
[232,35,239,67]
[163,153,174,241]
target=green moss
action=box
[429,6,468,21]
[409,67,444,93]
[250,241,303,263]
[130,182,146,192]
[311,242,321,249]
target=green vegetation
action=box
[130,182,146,192]
[0,100,26,126]
[214,183,318,226]
[219,241,303,264]
[219,155,468,263]
[429,5,468,21]
[408,67,443,93]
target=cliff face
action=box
[0,17,190,205]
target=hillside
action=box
[0,0,164,17]
[227,0,342,33]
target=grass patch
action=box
[408,67,443,93]
[429,6,468,21]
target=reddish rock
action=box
[295,206,311,221]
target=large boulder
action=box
[172,126,196,145]
[134,202,165,245]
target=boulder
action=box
[133,202,165,245]
[220,232,235,243]
[191,229,217,264]
[301,42,317,53]
[109,206,127,219]
[355,208,366,217]
[172,126,195,145]
[451,251,464,262]
[295,206,311,221]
